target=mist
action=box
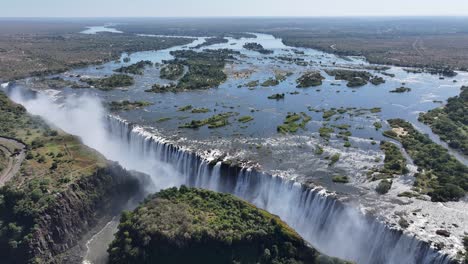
[6,88,450,264]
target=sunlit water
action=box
[5,28,468,264]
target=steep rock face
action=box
[108,186,350,264]
[28,163,142,264]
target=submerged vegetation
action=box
[385,119,468,202]
[277,112,311,134]
[268,93,285,100]
[419,86,468,155]
[238,116,254,123]
[332,175,349,183]
[390,87,412,93]
[180,112,237,129]
[108,186,349,264]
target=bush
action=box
[376,179,392,194]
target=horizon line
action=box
[1,15,468,19]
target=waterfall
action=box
[104,116,453,264]
[5,88,454,264]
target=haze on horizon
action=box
[2,0,468,18]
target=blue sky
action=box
[2,0,468,17]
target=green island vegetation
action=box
[244,80,259,88]
[108,100,153,111]
[243,42,274,54]
[344,141,351,148]
[268,93,285,100]
[370,107,382,113]
[193,37,228,49]
[29,76,89,90]
[108,187,350,264]
[319,126,334,140]
[322,110,337,120]
[145,83,177,93]
[384,119,468,202]
[376,179,393,194]
[315,145,324,155]
[418,86,467,155]
[381,72,396,78]
[369,76,386,85]
[180,112,237,129]
[332,175,349,183]
[329,153,341,166]
[238,116,254,123]
[277,112,311,134]
[296,72,325,88]
[325,69,373,87]
[169,49,239,90]
[261,73,291,87]
[379,141,409,177]
[0,91,125,262]
[390,87,412,93]
[404,67,457,77]
[374,122,383,130]
[462,236,468,263]
[80,74,134,91]
[191,107,211,113]
[262,78,280,87]
[156,117,172,123]
[114,60,153,75]
[160,63,185,80]
[177,105,193,112]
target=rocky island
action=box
[108,186,350,264]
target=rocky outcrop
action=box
[27,163,143,264]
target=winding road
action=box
[0,137,26,186]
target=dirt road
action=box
[0,137,26,186]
